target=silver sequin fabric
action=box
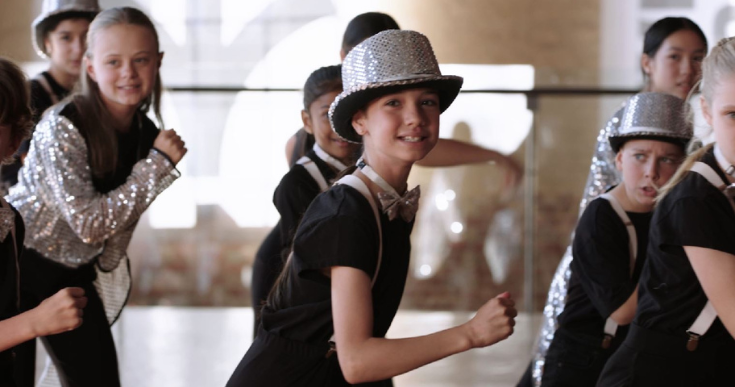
[329,30,463,143]
[530,105,624,386]
[6,105,178,331]
[611,92,692,145]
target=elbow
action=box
[338,353,371,384]
[609,308,635,326]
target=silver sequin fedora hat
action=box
[32,0,101,59]
[329,30,463,143]
[609,92,693,153]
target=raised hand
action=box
[154,128,187,166]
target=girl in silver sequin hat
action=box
[1,0,100,188]
[539,92,690,387]
[598,37,735,387]
[32,0,100,59]
[522,17,707,387]
[329,29,463,143]
[227,30,517,387]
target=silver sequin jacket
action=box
[6,106,179,272]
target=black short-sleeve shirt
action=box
[635,148,735,346]
[255,150,339,266]
[0,204,25,385]
[558,196,652,337]
[261,183,414,344]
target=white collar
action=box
[313,143,348,171]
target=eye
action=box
[421,98,439,106]
[385,99,400,107]
[106,59,119,66]
[634,153,646,161]
[134,57,150,64]
[660,157,674,164]
[669,54,681,61]
[59,34,71,41]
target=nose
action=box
[681,57,693,76]
[121,61,138,79]
[403,101,425,128]
[72,37,84,56]
[646,159,660,182]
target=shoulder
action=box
[298,184,373,230]
[579,196,617,224]
[575,197,624,241]
[35,102,85,145]
[659,169,725,215]
[276,163,318,195]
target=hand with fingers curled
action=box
[30,287,88,336]
[464,291,518,348]
[154,128,187,166]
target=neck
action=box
[610,183,652,213]
[47,66,77,90]
[101,96,136,132]
[362,152,411,194]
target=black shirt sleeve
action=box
[274,166,323,248]
[291,185,379,282]
[657,191,735,257]
[572,198,637,318]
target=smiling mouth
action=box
[399,136,426,143]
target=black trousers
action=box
[540,327,622,387]
[13,249,120,387]
[598,323,735,387]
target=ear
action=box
[339,48,347,62]
[641,54,652,77]
[351,109,368,136]
[701,95,713,127]
[44,37,53,56]
[615,148,624,172]
[301,110,313,134]
[158,51,164,68]
[84,56,97,82]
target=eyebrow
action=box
[666,46,706,53]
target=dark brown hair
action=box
[341,12,399,56]
[0,57,33,164]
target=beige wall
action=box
[0,0,40,62]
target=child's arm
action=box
[416,139,522,187]
[684,246,735,338]
[0,287,87,352]
[330,266,515,384]
[609,286,639,325]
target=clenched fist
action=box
[464,291,517,348]
[30,287,88,336]
[154,128,187,166]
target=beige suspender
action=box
[598,193,637,349]
[684,161,727,351]
[296,156,329,192]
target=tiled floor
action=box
[35,307,540,386]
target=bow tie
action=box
[377,186,420,222]
[0,208,14,242]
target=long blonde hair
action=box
[73,6,164,178]
[658,37,735,202]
